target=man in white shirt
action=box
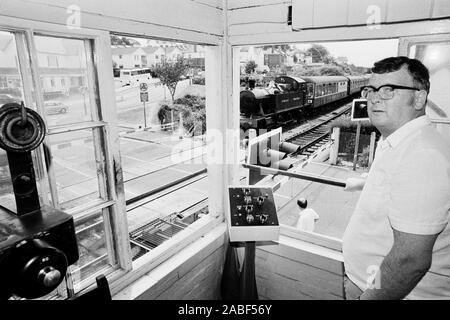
[342,56,450,299]
[296,198,319,232]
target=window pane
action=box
[34,35,96,127]
[111,36,208,244]
[0,148,14,209]
[0,31,25,107]
[69,210,116,288]
[0,31,25,211]
[47,129,104,210]
[239,40,398,240]
[409,43,450,119]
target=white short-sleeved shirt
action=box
[343,115,450,299]
[296,208,319,232]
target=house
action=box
[0,33,20,90]
[164,46,183,62]
[182,45,205,70]
[1,34,85,97]
[111,46,147,69]
[264,50,287,69]
[142,46,165,67]
[34,37,86,97]
[182,44,205,59]
[239,46,266,73]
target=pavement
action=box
[276,161,367,239]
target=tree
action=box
[110,35,140,46]
[305,44,330,63]
[262,44,292,53]
[245,60,257,74]
[318,66,345,76]
[152,58,188,102]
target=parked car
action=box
[44,101,69,115]
[0,94,21,106]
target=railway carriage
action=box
[346,75,370,96]
[239,73,372,130]
[299,76,349,109]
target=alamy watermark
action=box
[366,5,382,30]
[66,5,81,30]
[366,265,381,289]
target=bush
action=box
[192,77,205,85]
[173,94,206,136]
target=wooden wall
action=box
[292,0,450,29]
[228,0,450,45]
[0,0,223,44]
[255,234,345,300]
[114,221,345,300]
[138,243,226,300]
[114,224,228,300]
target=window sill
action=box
[110,216,226,299]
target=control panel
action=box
[227,186,279,242]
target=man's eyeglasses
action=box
[361,84,420,100]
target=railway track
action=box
[284,103,352,159]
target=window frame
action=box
[0,16,224,298]
[399,33,450,124]
[0,17,132,297]
[232,35,450,252]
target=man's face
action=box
[367,67,420,137]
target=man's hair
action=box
[372,56,430,93]
[297,198,308,209]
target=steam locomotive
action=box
[240,74,370,130]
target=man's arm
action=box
[344,177,366,192]
[359,228,439,300]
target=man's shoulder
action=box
[402,125,450,160]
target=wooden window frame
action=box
[0,16,227,298]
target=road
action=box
[45,78,192,145]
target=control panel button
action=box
[257,196,265,206]
[246,214,255,224]
[259,214,269,224]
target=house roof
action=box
[142,46,161,54]
[165,47,181,54]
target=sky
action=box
[295,39,399,68]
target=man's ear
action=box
[414,90,427,110]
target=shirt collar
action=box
[380,115,430,149]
